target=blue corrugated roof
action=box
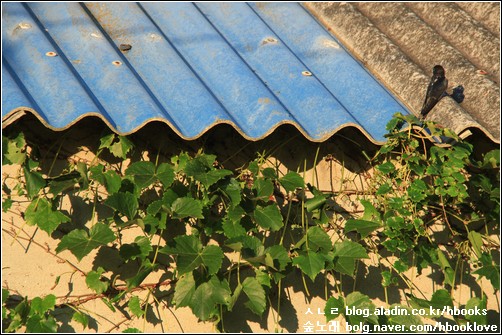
[2,2,410,143]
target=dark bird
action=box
[420,65,448,119]
[450,85,465,104]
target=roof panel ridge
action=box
[192,2,306,131]
[24,2,117,128]
[250,2,406,141]
[79,2,179,130]
[405,2,500,83]
[81,3,185,131]
[242,3,355,123]
[137,2,245,133]
[2,57,43,117]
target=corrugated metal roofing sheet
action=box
[2,2,410,143]
[306,2,500,144]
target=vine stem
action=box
[104,317,129,333]
[276,279,282,330]
[2,226,86,275]
[56,280,174,307]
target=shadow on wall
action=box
[4,115,499,331]
[3,114,378,176]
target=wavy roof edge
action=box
[3,107,392,145]
[2,2,500,145]
[3,107,494,149]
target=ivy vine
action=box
[2,113,499,332]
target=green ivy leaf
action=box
[377,161,396,174]
[56,223,115,261]
[2,289,9,310]
[128,296,144,318]
[105,192,138,220]
[305,194,327,213]
[225,235,264,266]
[72,311,89,329]
[23,167,46,199]
[90,165,122,194]
[474,254,500,290]
[161,235,223,275]
[86,267,109,294]
[122,328,141,333]
[184,154,216,176]
[344,219,381,238]
[393,259,408,273]
[344,292,378,325]
[25,198,70,235]
[262,168,277,179]
[173,273,196,308]
[126,259,155,289]
[292,251,325,281]
[333,240,369,276]
[184,154,232,188]
[125,161,175,190]
[255,269,271,288]
[381,271,397,287]
[190,277,231,321]
[157,163,175,189]
[467,231,483,259]
[222,219,246,238]
[221,178,242,207]
[48,175,80,196]
[266,245,290,271]
[376,183,392,195]
[3,197,13,213]
[279,171,304,193]
[29,295,56,315]
[197,169,233,188]
[465,296,487,325]
[385,116,404,131]
[436,249,455,286]
[2,132,26,165]
[171,197,204,219]
[360,199,381,222]
[481,149,499,168]
[406,289,453,319]
[25,314,58,333]
[201,245,224,275]
[306,226,332,253]
[100,134,133,159]
[242,277,266,316]
[325,296,344,322]
[254,204,283,231]
[228,283,243,312]
[254,178,274,200]
[119,236,153,261]
[125,161,156,189]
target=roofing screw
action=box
[149,33,161,41]
[302,71,312,76]
[45,51,57,57]
[119,44,132,52]
[262,37,278,45]
[112,61,122,66]
[18,22,32,29]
